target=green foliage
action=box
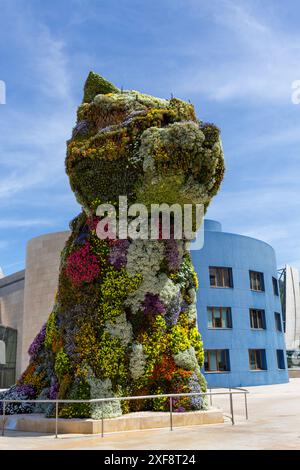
[58,379,91,418]
[189,327,204,367]
[139,315,169,380]
[94,331,126,381]
[152,392,169,412]
[140,121,205,175]
[83,71,119,103]
[170,324,191,354]
[99,267,143,322]
[54,349,71,379]
[44,311,58,350]
[89,232,110,262]
[174,256,198,289]
[69,156,140,208]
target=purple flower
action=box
[28,324,46,359]
[180,300,189,313]
[0,384,36,414]
[76,225,89,245]
[165,292,181,326]
[176,406,186,413]
[189,372,203,410]
[142,293,165,316]
[108,240,130,269]
[15,384,36,398]
[49,377,59,400]
[165,239,180,272]
[72,120,90,137]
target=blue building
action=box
[192,220,289,388]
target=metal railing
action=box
[0,388,249,438]
[208,387,249,424]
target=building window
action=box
[207,307,232,328]
[249,309,266,329]
[274,312,282,332]
[204,349,230,372]
[287,350,300,369]
[272,277,279,296]
[276,350,286,369]
[209,267,233,288]
[0,340,6,365]
[249,270,265,292]
[0,326,17,388]
[249,349,267,370]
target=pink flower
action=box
[65,242,100,285]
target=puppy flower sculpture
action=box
[2,72,225,418]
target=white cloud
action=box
[0,260,25,275]
[3,3,73,103]
[176,0,300,103]
[32,28,72,102]
[0,218,56,229]
[207,183,300,271]
[0,7,77,202]
[0,106,74,199]
[0,107,73,161]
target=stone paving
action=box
[1,379,300,450]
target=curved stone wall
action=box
[21,231,70,371]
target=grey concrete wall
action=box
[0,271,25,377]
[21,231,70,372]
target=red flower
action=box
[86,216,99,231]
[65,242,100,285]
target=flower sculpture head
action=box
[66,71,224,212]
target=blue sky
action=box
[0,0,300,275]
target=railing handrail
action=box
[1,387,249,438]
[0,388,249,404]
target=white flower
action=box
[186,303,197,322]
[174,346,198,371]
[105,313,132,347]
[126,240,164,277]
[129,343,147,381]
[86,367,122,418]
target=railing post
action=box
[169,397,173,431]
[209,389,212,406]
[101,407,104,438]
[244,392,248,420]
[229,392,234,425]
[1,400,5,437]
[55,401,58,438]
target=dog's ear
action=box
[83,71,120,103]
